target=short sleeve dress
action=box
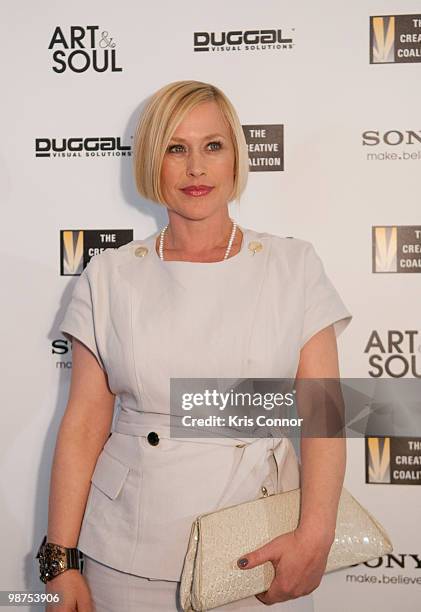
[59,225,352,603]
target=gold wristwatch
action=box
[36,535,84,583]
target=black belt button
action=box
[147,431,159,446]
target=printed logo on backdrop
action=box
[370,15,421,63]
[35,136,132,158]
[346,547,421,585]
[48,25,122,73]
[366,437,421,484]
[364,329,421,378]
[52,338,71,369]
[193,29,294,53]
[242,125,284,171]
[353,550,421,570]
[363,129,421,162]
[60,230,133,275]
[372,226,421,272]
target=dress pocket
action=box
[84,448,135,530]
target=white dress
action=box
[59,225,352,610]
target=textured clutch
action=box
[180,487,393,611]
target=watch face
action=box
[51,560,62,571]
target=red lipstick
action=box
[181,185,214,197]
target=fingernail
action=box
[237,558,248,568]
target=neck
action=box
[163,217,237,255]
[157,218,243,262]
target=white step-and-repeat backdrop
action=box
[2,1,420,610]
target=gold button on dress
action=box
[134,246,149,258]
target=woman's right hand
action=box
[46,569,94,612]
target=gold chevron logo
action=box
[374,226,397,272]
[367,437,391,483]
[372,16,395,63]
[62,230,84,275]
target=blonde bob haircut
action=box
[133,80,249,205]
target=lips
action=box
[181,185,214,197]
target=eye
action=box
[167,143,185,153]
[207,141,222,151]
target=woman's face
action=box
[160,100,236,220]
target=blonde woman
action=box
[40,80,352,611]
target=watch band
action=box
[36,535,84,583]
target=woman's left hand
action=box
[236,525,334,605]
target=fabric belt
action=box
[112,409,298,501]
[113,407,278,445]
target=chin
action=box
[169,202,218,217]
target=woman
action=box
[40,80,352,611]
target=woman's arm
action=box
[47,338,115,546]
[238,324,347,604]
[294,323,346,544]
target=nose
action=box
[186,149,206,177]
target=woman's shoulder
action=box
[245,226,314,261]
[84,237,151,268]
[78,238,150,286]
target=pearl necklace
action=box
[158,220,238,262]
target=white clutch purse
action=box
[180,486,393,611]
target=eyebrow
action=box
[168,133,226,143]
